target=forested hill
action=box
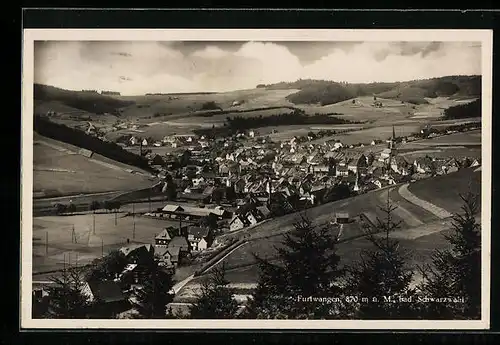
[34,84,134,115]
[257,75,481,106]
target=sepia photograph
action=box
[21,29,492,329]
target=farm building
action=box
[335,212,350,224]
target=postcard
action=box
[21,28,492,329]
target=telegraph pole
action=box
[132,202,136,240]
[45,231,48,256]
[101,238,104,258]
[115,209,117,226]
[93,212,96,235]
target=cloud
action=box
[34,40,481,95]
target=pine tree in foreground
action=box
[188,262,239,319]
[417,191,481,319]
[133,258,175,319]
[345,195,417,319]
[245,213,346,319]
[45,267,90,319]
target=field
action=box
[408,167,482,215]
[32,213,177,273]
[33,135,156,198]
[114,89,298,120]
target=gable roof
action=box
[155,228,172,241]
[162,204,184,213]
[119,244,152,257]
[87,281,125,303]
[187,226,210,239]
[168,236,190,249]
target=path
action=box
[379,188,424,227]
[398,184,453,219]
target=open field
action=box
[408,167,481,215]
[32,213,176,273]
[114,89,298,120]
[399,147,482,161]
[33,136,156,198]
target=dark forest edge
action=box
[443,98,481,120]
[194,109,361,138]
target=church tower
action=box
[353,171,360,192]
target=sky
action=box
[34,41,482,96]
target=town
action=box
[32,115,481,319]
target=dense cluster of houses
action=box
[139,125,481,236]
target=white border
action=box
[21,29,493,330]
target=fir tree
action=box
[417,191,481,319]
[133,258,175,319]
[188,262,240,319]
[85,250,128,282]
[245,213,345,319]
[45,267,90,319]
[345,195,416,319]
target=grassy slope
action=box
[33,135,155,197]
[408,167,482,215]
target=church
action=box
[378,126,398,164]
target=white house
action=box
[247,212,259,226]
[142,139,148,146]
[229,215,247,232]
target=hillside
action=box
[258,75,481,106]
[34,115,154,173]
[34,84,134,115]
[33,134,156,198]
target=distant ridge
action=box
[34,84,134,115]
[256,75,481,106]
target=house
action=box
[347,154,368,175]
[335,212,350,224]
[256,205,271,219]
[390,156,411,175]
[142,139,148,146]
[444,158,461,173]
[82,280,126,304]
[414,157,435,174]
[154,246,174,268]
[119,244,154,265]
[229,215,249,232]
[336,165,349,177]
[372,178,389,189]
[167,236,191,257]
[81,280,129,317]
[379,148,392,162]
[246,212,259,226]
[162,205,185,219]
[154,228,172,247]
[187,226,213,251]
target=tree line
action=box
[34,115,154,173]
[225,110,359,131]
[34,189,480,320]
[443,99,481,120]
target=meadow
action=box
[33,137,155,197]
[32,213,176,273]
[408,167,481,215]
